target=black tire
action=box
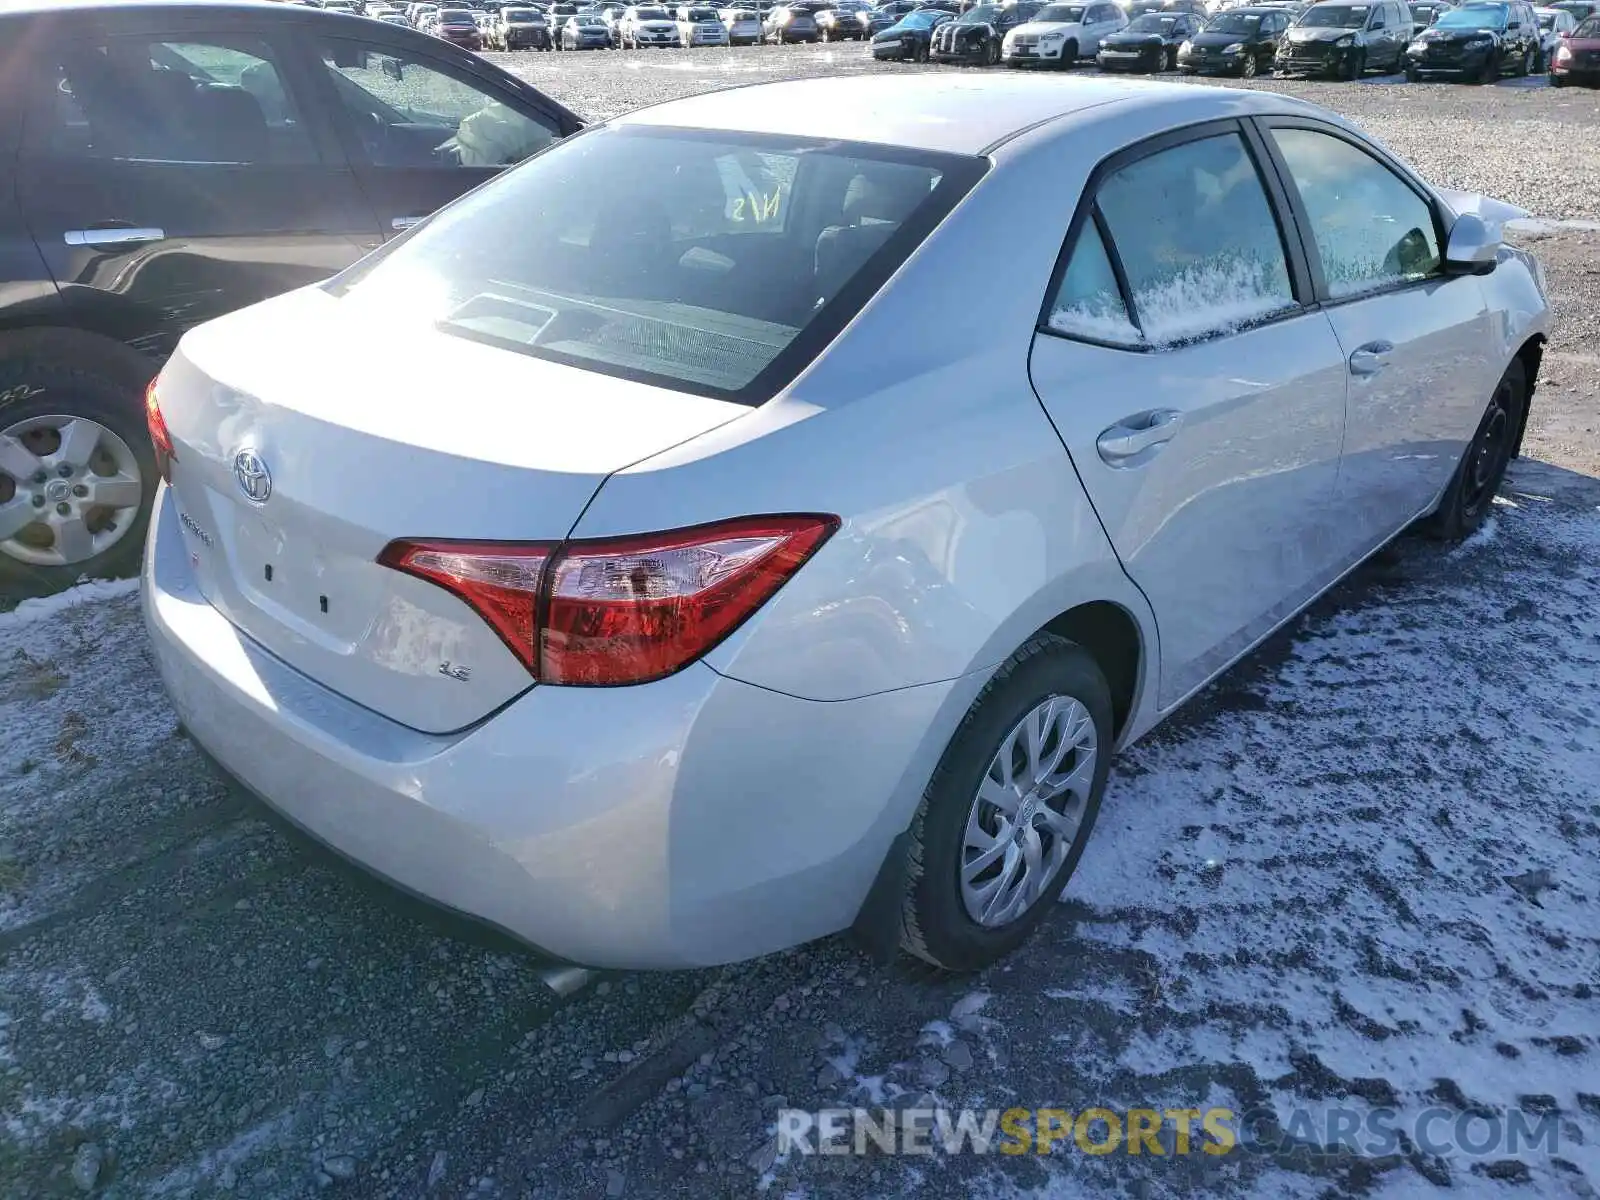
[1165,45,1177,70]
[1240,49,1258,77]
[986,37,1001,64]
[1421,358,1526,542]
[1520,47,1534,75]
[1476,51,1499,82]
[1550,71,1564,85]
[897,635,1113,972]
[1060,38,1077,66]
[0,341,158,600]
[1344,47,1364,78]
[1405,63,1419,81]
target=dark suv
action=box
[1403,0,1544,78]
[0,0,581,597]
[1275,0,1413,76]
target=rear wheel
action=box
[0,347,156,599]
[1421,359,1525,541]
[896,635,1112,971]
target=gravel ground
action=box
[1,47,1598,1200]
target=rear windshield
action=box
[327,127,982,402]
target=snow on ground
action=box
[0,461,1596,1198]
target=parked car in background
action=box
[816,0,875,35]
[377,9,412,21]
[0,0,582,598]
[871,3,954,52]
[721,1,765,37]
[1549,9,1600,76]
[141,74,1548,973]
[1097,8,1201,66]
[1179,3,1287,70]
[496,5,554,45]
[1408,0,1454,32]
[1275,0,1411,75]
[931,1,1042,60]
[764,2,821,37]
[1002,1,1127,63]
[1535,4,1578,55]
[1548,0,1596,18]
[434,3,485,42]
[619,2,682,40]
[407,2,439,23]
[1161,0,1210,13]
[677,3,732,39]
[1403,0,1542,78]
[561,10,616,41]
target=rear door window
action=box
[29,35,316,164]
[1045,131,1298,348]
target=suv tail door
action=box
[14,15,381,358]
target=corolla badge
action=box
[233,449,272,504]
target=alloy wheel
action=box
[959,695,1099,928]
[0,414,144,568]
[1241,51,1257,77]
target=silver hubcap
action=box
[960,695,1098,928]
[0,414,144,567]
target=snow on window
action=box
[1132,256,1298,346]
[1048,301,1142,343]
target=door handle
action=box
[1096,408,1183,465]
[391,216,426,231]
[1348,339,1395,376]
[63,227,165,248]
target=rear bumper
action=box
[1550,63,1600,81]
[143,485,952,969]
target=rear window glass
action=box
[327,126,982,402]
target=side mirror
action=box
[382,56,406,80]
[1443,212,1501,276]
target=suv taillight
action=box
[379,514,838,686]
[145,379,174,482]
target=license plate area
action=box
[218,490,371,649]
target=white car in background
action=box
[144,75,1548,973]
[619,3,682,42]
[678,2,733,40]
[1004,0,1127,63]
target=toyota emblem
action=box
[233,449,272,504]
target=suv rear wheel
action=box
[0,338,156,599]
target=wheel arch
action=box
[0,320,162,393]
[1511,332,1544,458]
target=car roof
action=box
[617,73,1312,157]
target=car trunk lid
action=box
[157,286,746,734]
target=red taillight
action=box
[145,379,174,482]
[379,514,838,686]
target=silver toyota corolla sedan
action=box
[142,75,1549,972]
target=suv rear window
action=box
[327,126,983,401]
